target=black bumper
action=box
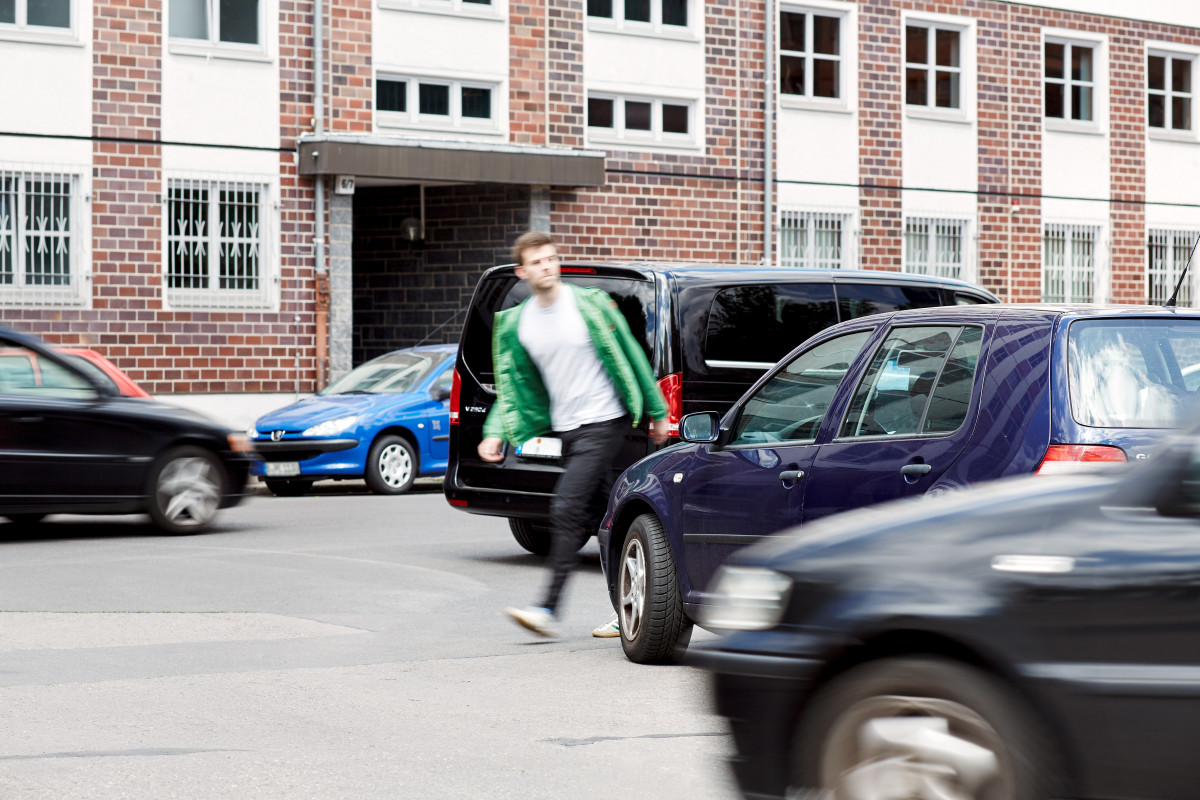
[252,438,358,462]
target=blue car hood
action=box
[255,392,427,429]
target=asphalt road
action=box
[0,480,738,799]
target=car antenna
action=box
[413,305,468,347]
[1165,234,1200,309]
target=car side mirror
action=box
[680,411,720,444]
[431,385,451,402]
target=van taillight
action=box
[449,368,461,425]
[657,373,682,437]
[1036,444,1126,475]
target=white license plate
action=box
[265,462,301,477]
[515,437,562,458]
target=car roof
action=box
[483,263,999,295]
[386,343,459,355]
[885,303,1200,323]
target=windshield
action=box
[322,351,447,395]
[1069,319,1200,428]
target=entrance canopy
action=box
[297,134,607,187]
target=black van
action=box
[444,263,997,554]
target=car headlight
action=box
[246,426,259,439]
[302,415,358,437]
[697,566,793,631]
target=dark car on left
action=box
[0,326,255,533]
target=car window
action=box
[839,326,980,438]
[323,351,448,395]
[0,346,96,399]
[433,367,453,395]
[730,331,872,446]
[836,283,943,320]
[703,284,839,368]
[1069,319,1200,428]
[461,273,655,385]
[61,354,121,395]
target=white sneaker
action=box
[592,615,620,638]
[506,606,558,638]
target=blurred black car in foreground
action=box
[0,326,254,534]
[693,427,1200,800]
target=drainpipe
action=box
[313,0,329,391]
[763,0,774,266]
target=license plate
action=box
[515,437,562,459]
[265,462,301,477]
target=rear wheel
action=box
[265,479,315,497]
[794,657,1057,800]
[365,435,417,495]
[618,513,691,664]
[509,518,552,556]
[147,446,224,535]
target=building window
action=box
[376,76,498,132]
[1045,40,1094,122]
[166,178,271,309]
[1148,229,1199,305]
[1148,53,1192,132]
[780,210,852,269]
[779,9,841,100]
[1043,224,1098,303]
[587,94,694,145]
[0,170,82,307]
[904,217,965,278]
[905,23,961,110]
[169,0,259,46]
[587,0,687,30]
[0,0,70,28]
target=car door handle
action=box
[901,464,933,477]
[779,469,804,483]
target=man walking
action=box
[478,232,668,638]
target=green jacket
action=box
[482,285,669,445]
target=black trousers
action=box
[539,415,629,614]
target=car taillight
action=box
[656,372,682,437]
[449,368,461,425]
[1036,444,1126,475]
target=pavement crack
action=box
[543,731,728,747]
[0,748,249,760]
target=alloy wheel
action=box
[378,442,413,489]
[156,456,221,529]
[619,536,646,641]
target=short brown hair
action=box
[512,231,555,265]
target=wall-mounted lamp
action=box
[401,217,423,242]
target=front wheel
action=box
[147,446,224,535]
[618,513,691,664]
[365,435,417,494]
[794,657,1057,800]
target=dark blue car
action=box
[598,305,1200,663]
[249,343,456,496]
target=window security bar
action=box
[0,166,85,308]
[1043,222,1101,303]
[779,208,856,269]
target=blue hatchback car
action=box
[249,343,457,496]
[598,304,1200,663]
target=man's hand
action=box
[478,437,505,462]
[650,418,669,446]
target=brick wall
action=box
[351,184,531,363]
[857,0,903,272]
[328,0,373,132]
[1109,21,1148,304]
[510,0,547,145]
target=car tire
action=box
[365,435,417,495]
[509,518,552,556]
[264,479,315,497]
[146,446,225,535]
[793,656,1057,800]
[618,513,692,664]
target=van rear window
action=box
[1069,319,1200,428]
[837,283,944,319]
[461,273,656,384]
[704,284,838,367]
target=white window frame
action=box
[1044,36,1099,128]
[778,5,846,109]
[585,0,695,39]
[0,0,78,46]
[779,208,857,269]
[1042,222,1102,303]
[903,215,972,281]
[1147,228,1200,306]
[1147,50,1195,138]
[585,92,699,150]
[167,0,269,62]
[904,21,963,112]
[163,175,276,311]
[0,166,87,309]
[377,0,504,22]
[375,73,503,136]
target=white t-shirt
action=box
[518,285,627,433]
